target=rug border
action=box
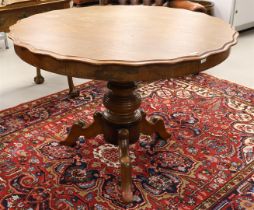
[194,161,254,210]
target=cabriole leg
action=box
[34,68,44,84]
[118,129,133,203]
[67,76,80,98]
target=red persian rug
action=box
[0,73,253,210]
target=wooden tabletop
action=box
[9,6,238,81]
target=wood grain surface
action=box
[9,6,238,81]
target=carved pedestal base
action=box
[60,81,171,202]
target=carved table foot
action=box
[140,110,171,140]
[60,112,103,147]
[34,68,44,84]
[139,110,171,152]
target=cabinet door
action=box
[211,0,235,24]
[233,0,254,30]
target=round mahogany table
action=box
[9,6,238,202]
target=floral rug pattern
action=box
[0,74,253,209]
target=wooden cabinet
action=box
[0,0,71,32]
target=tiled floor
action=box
[0,29,253,110]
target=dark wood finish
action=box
[74,0,206,14]
[191,0,214,16]
[34,67,44,84]
[61,112,104,147]
[73,0,97,6]
[67,76,80,98]
[10,6,238,202]
[140,111,171,141]
[59,80,171,202]
[167,0,206,13]
[61,81,171,146]
[0,0,71,32]
[14,45,232,82]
